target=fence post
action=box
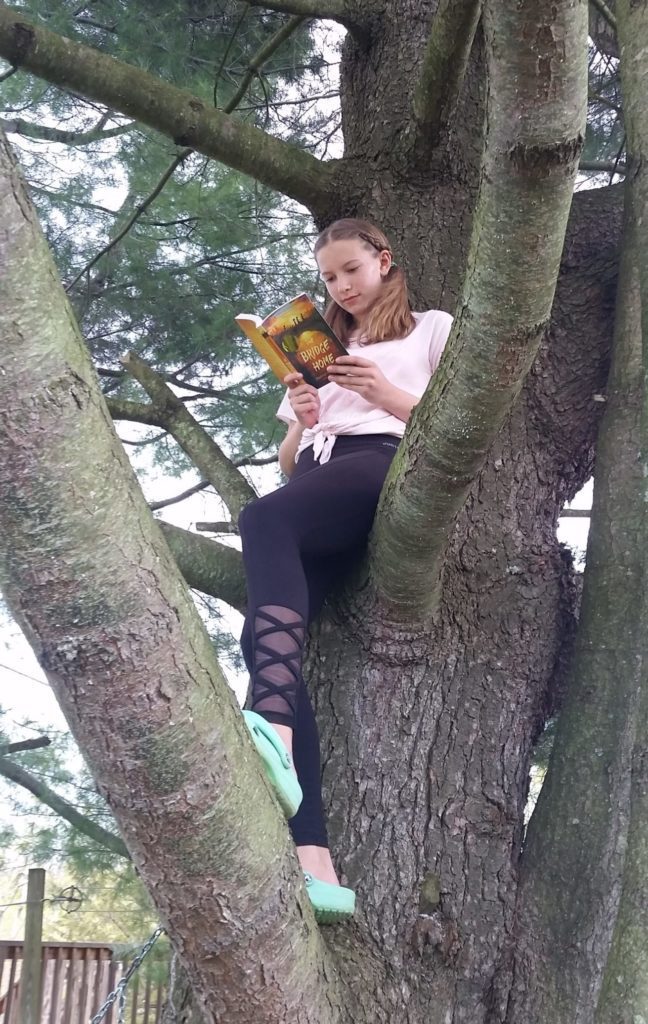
[18,868,45,1024]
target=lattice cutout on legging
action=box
[250,604,305,727]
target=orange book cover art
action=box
[235,293,347,388]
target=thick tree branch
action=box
[0,4,337,216]
[580,157,626,174]
[121,352,256,520]
[0,736,50,755]
[410,0,482,159]
[243,0,363,34]
[0,125,338,1022]
[590,0,617,33]
[160,523,246,610]
[0,115,134,147]
[369,0,588,617]
[509,127,645,1024]
[106,396,168,428]
[0,756,130,859]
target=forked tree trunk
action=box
[0,0,641,1019]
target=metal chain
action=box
[89,926,166,1024]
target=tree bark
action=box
[369,0,587,615]
[0,127,340,1024]
[506,156,643,1024]
[0,0,639,1021]
[593,0,648,1017]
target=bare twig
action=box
[213,5,248,108]
[66,148,191,293]
[1,115,133,146]
[233,454,278,467]
[150,480,211,511]
[226,16,305,114]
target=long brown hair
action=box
[314,218,415,344]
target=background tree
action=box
[0,1,646,1023]
[0,0,333,483]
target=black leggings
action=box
[238,433,399,848]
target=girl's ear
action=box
[379,249,392,277]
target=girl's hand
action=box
[283,372,320,429]
[327,356,393,407]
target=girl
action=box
[239,218,453,923]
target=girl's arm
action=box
[279,420,305,477]
[376,384,419,422]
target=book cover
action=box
[235,292,348,388]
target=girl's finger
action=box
[333,381,366,392]
[332,356,373,367]
[327,370,368,382]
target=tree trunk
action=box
[1,0,643,1020]
[0,128,339,1024]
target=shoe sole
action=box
[314,908,355,925]
[243,712,303,818]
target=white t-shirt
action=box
[276,309,453,464]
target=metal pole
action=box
[18,868,45,1024]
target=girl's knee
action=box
[238,492,286,540]
[238,498,263,538]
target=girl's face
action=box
[316,238,391,324]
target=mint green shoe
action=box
[303,872,356,924]
[243,711,303,819]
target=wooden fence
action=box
[0,941,166,1024]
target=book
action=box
[235,292,348,388]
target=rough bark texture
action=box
[506,166,643,1024]
[369,0,587,614]
[0,129,340,1024]
[593,0,648,1018]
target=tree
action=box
[0,1,646,1022]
